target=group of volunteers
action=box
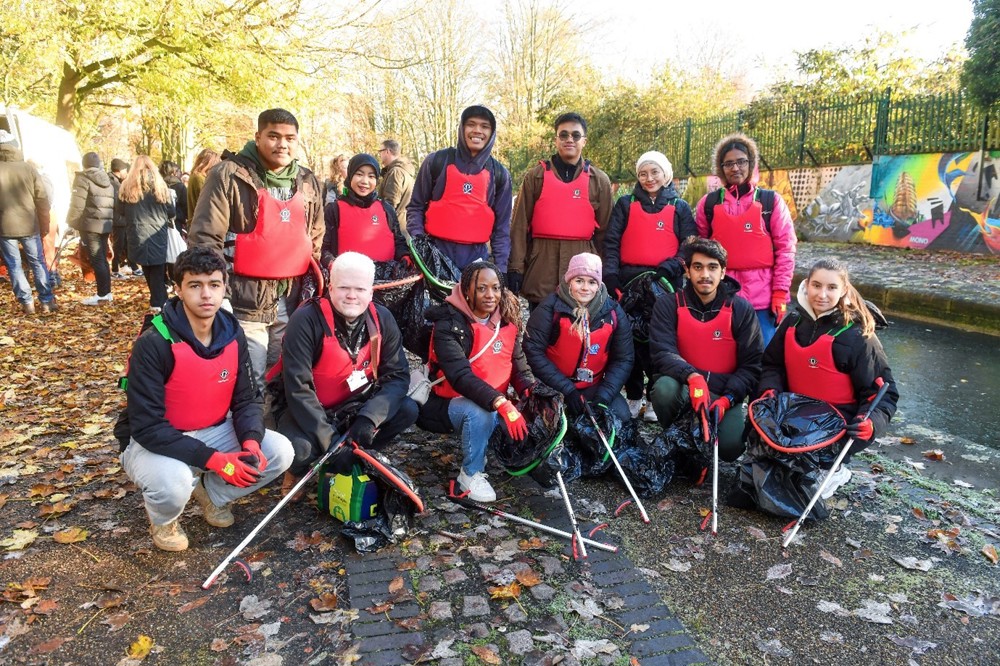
[109,106,897,553]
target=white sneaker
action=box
[80,293,113,305]
[820,465,852,500]
[457,469,496,503]
[627,399,644,420]
[643,406,659,423]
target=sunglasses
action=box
[557,131,586,142]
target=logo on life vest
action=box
[462,182,473,195]
[713,330,722,339]
[371,215,379,223]
[219,369,230,381]
[743,222,753,232]
[280,208,292,223]
[808,357,818,367]
[657,220,665,229]
[588,343,600,355]
[573,188,582,199]
[492,340,504,354]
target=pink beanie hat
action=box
[564,253,602,283]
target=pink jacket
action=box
[694,185,797,310]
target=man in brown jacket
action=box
[507,112,613,307]
[188,109,325,386]
[377,139,415,230]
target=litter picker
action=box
[202,433,349,589]
[554,469,587,560]
[584,404,650,523]
[699,406,721,535]
[446,481,617,553]
[781,378,890,548]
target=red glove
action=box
[401,255,414,269]
[206,451,260,488]
[771,291,789,322]
[497,399,528,441]
[687,374,710,414]
[846,416,874,442]
[709,395,731,420]
[241,439,267,473]
[759,388,777,401]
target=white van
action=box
[1,105,82,238]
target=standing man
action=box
[188,109,325,387]
[377,139,415,230]
[109,158,140,279]
[119,247,293,551]
[648,237,763,462]
[0,130,56,315]
[272,252,418,493]
[406,105,513,272]
[508,112,613,307]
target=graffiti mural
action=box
[797,165,873,242]
[865,151,1000,254]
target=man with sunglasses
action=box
[507,112,613,308]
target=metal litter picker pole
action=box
[447,482,617,553]
[554,470,587,560]
[585,405,650,523]
[781,380,890,548]
[202,434,349,589]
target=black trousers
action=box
[79,231,111,297]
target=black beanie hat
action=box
[347,153,381,184]
[460,105,496,131]
[110,158,129,172]
[82,152,103,169]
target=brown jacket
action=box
[187,153,324,323]
[508,158,612,304]
[377,156,415,229]
[0,143,50,239]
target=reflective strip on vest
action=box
[430,321,516,399]
[784,323,857,405]
[313,299,381,409]
[336,200,394,262]
[675,293,738,374]
[530,162,597,240]
[620,199,678,266]
[544,313,615,388]
[708,189,774,270]
[424,164,495,244]
[232,189,312,278]
[163,338,238,432]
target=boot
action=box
[150,519,188,552]
[191,479,234,527]
[281,471,305,503]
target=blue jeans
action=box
[756,309,777,347]
[0,235,53,305]
[447,397,499,475]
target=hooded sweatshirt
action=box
[406,106,513,272]
[121,297,263,467]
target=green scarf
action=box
[238,141,299,189]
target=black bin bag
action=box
[564,404,643,478]
[727,392,847,521]
[618,271,673,343]
[615,405,708,497]
[372,259,429,357]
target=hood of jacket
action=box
[794,278,842,322]
[0,143,24,163]
[384,155,415,178]
[161,297,242,359]
[425,282,504,328]
[456,105,498,173]
[81,167,112,188]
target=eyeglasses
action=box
[557,131,586,142]
[722,158,750,170]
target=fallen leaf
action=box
[488,582,521,600]
[892,556,933,572]
[30,636,72,654]
[1,528,39,551]
[238,594,272,620]
[518,537,544,550]
[366,602,394,614]
[887,635,937,655]
[819,550,843,568]
[470,645,501,664]
[912,507,926,520]
[53,527,88,544]
[210,638,229,652]
[395,617,421,631]
[571,639,620,659]
[568,598,602,621]
[32,599,58,615]
[953,479,974,488]
[102,613,131,632]
[515,569,541,587]
[983,544,999,565]
[766,563,792,580]
[755,637,792,657]
[817,600,850,616]
[746,526,767,540]
[177,596,210,614]
[899,436,916,445]
[127,635,153,659]
[96,591,126,609]
[937,591,1000,617]
[922,449,945,461]
[663,559,692,573]
[629,623,650,634]
[309,593,338,612]
[853,599,893,624]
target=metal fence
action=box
[504,90,1000,182]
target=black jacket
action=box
[758,306,898,435]
[120,298,263,467]
[604,183,697,284]
[321,191,407,261]
[67,168,115,234]
[417,296,535,433]
[275,300,410,450]
[649,276,763,402]
[523,290,633,405]
[166,179,188,235]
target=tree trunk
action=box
[55,62,81,131]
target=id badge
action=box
[347,370,370,392]
[574,368,594,383]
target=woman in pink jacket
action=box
[694,133,796,344]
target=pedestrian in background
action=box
[325,154,348,204]
[186,149,220,220]
[377,139,415,230]
[109,158,140,279]
[118,155,175,312]
[67,152,115,305]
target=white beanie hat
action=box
[636,151,673,183]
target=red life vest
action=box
[530,161,597,241]
[708,189,775,270]
[424,164,495,244]
[675,292,738,374]
[430,319,517,399]
[545,309,617,388]
[232,189,313,278]
[336,200,394,262]
[157,316,238,432]
[620,198,678,266]
[784,321,857,405]
[313,299,382,409]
